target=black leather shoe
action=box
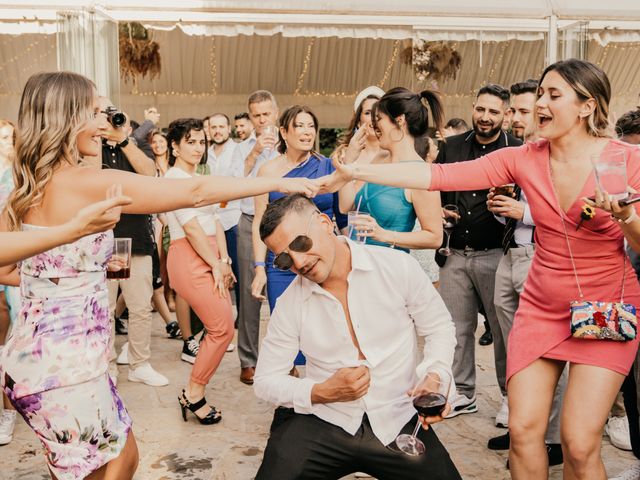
[506,442,564,469]
[479,329,493,346]
[547,443,563,466]
[488,432,510,450]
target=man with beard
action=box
[485,79,564,466]
[206,113,241,338]
[435,84,521,420]
[253,194,461,479]
[234,112,254,142]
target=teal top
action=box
[353,182,417,253]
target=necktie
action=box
[502,185,522,254]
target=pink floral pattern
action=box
[0,226,132,479]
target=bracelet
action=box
[220,257,232,265]
[390,231,397,249]
[254,261,266,268]
[612,209,638,225]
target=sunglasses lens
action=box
[273,253,293,271]
[290,235,313,253]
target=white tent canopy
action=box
[0,1,639,125]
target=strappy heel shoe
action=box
[178,390,222,425]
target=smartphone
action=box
[586,194,640,207]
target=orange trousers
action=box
[167,236,234,385]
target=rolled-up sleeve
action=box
[254,287,318,413]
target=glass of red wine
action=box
[107,238,132,280]
[394,368,452,456]
[437,205,459,257]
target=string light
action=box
[294,38,315,96]
[377,40,401,89]
[0,38,44,73]
[209,36,218,95]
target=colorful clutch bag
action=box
[570,300,637,341]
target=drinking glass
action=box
[262,125,278,157]
[592,149,628,201]
[107,238,131,280]
[437,205,459,257]
[493,184,515,198]
[394,368,452,456]
[347,211,371,245]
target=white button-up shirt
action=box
[232,132,279,216]
[254,239,456,446]
[207,140,241,231]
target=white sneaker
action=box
[609,460,640,480]
[0,409,17,445]
[606,415,633,451]
[108,363,119,386]
[444,392,478,418]
[495,395,509,428]
[116,342,129,365]
[128,362,169,387]
[226,342,236,353]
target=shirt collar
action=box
[299,237,375,299]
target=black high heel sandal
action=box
[178,390,222,425]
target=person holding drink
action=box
[0,71,317,480]
[319,59,640,479]
[253,194,461,479]
[337,87,443,253]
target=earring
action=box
[390,129,405,143]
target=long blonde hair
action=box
[7,71,96,231]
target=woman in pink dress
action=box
[320,59,640,479]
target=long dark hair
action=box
[277,105,319,155]
[166,118,208,167]
[372,87,445,139]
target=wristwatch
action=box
[220,257,232,265]
[254,261,266,268]
[116,136,130,149]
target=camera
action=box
[104,106,126,128]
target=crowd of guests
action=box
[0,58,640,480]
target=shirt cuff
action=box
[522,204,534,226]
[292,378,317,415]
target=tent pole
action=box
[547,14,558,65]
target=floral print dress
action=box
[0,225,131,479]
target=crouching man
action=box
[253,194,462,480]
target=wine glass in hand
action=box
[437,205,459,257]
[395,368,452,456]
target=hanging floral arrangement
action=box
[401,41,462,83]
[119,22,161,83]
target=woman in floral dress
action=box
[0,71,316,479]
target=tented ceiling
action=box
[1,29,639,127]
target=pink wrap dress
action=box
[430,139,640,381]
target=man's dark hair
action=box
[260,194,316,241]
[615,109,640,138]
[444,117,469,131]
[477,84,510,104]
[234,112,250,121]
[510,79,538,96]
[130,120,140,131]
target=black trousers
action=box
[622,361,640,459]
[256,408,462,480]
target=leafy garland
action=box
[401,41,462,83]
[119,22,161,83]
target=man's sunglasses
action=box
[272,211,318,271]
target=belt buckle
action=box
[463,245,474,255]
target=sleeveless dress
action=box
[430,139,640,380]
[353,183,417,253]
[0,226,131,479]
